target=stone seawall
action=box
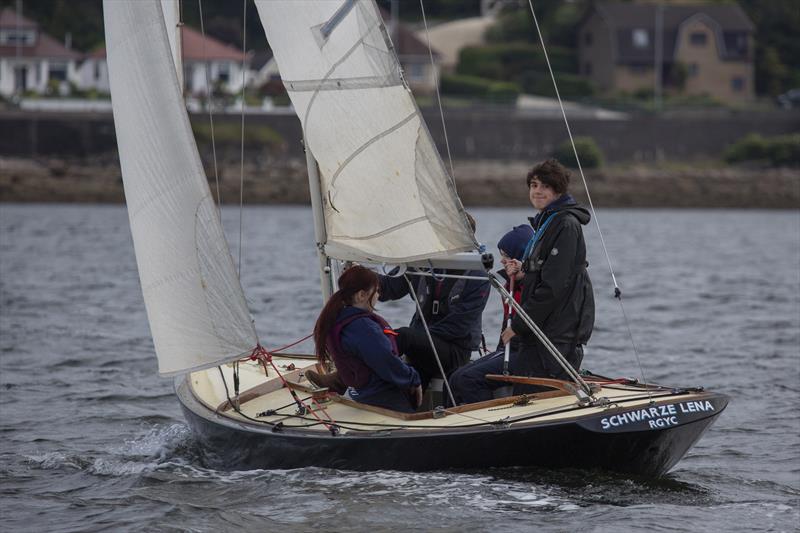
[2,155,797,208]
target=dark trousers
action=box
[449,349,507,405]
[449,342,584,405]
[396,326,471,389]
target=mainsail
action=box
[104,0,257,376]
[254,0,478,264]
[160,0,183,91]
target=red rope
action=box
[249,344,338,433]
[241,333,314,363]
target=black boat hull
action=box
[176,376,727,476]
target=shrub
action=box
[519,72,595,99]
[192,121,284,148]
[457,44,576,81]
[553,137,604,169]
[725,133,800,167]
[486,81,521,103]
[440,73,493,97]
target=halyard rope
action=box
[197,0,222,212]
[419,0,455,181]
[237,0,247,278]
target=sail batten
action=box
[254,0,477,264]
[104,0,257,376]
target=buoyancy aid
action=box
[326,311,399,389]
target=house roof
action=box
[0,8,81,60]
[88,25,245,63]
[181,25,244,62]
[0,7,37,29]
[589,2,754,64]
[379,7,440,59]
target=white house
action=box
[0,8,81,97]
[80,24,249,97]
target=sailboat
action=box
[104,0,727,476]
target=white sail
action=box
[160,0,183,91]
[104,0,258,376]
[254,0,477,264]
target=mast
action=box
[305,139,333,302]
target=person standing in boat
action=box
[309,266,423,413]
[500,159,595,394]
[448,225,534,404]
[378,213,491,390]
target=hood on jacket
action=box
[529,194,591,227]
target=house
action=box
[382,9,442,95]
[180,25,249,96]
[0,8,81,97]
[249,50,279,89]
[77,25,249,96]
[578,2,755,103]
[414,16,496,74]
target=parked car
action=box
[776,89,800,109]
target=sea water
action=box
[1,205,798,532]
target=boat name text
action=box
[600,401,715,430]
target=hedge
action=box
[457,44,576,81]
[440,74,520,103]
[724,133,800,167]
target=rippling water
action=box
[1,204,798,532]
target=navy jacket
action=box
[336,306,420,402]
[379,269,490,351]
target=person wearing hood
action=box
[448,224,534,405]
[499,159,595,394]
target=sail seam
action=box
[328,216,428,241]
[329,111,417,189]
[285,74,402,92]
[302,16,381,134]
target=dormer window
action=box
[0,29,36,46]
[633,29,649,48]
[690,32,707,45]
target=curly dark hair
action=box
[526,159,571,195]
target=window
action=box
[49,62,67,82]
[94,61,101,80]
[584,62,592,75]
[731,77,744,92]
[0,30,35,46]
[688,63,699,77]
[217,63,230,83]
[633,29,649,48]
[690,32,707,45]
[584,32,593,46]
[407,62,425,81]
[630,64,649,74]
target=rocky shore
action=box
[1,155,798,208]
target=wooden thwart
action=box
[485,374,582,395]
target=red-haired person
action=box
[308,266,423,412]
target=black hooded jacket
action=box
[511,199,595,346]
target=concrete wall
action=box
[0,109,797,163]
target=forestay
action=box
[104,0,258,376]
[254,0,477,264]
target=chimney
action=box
[64,32,72,49]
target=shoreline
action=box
[1,156,798,208]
